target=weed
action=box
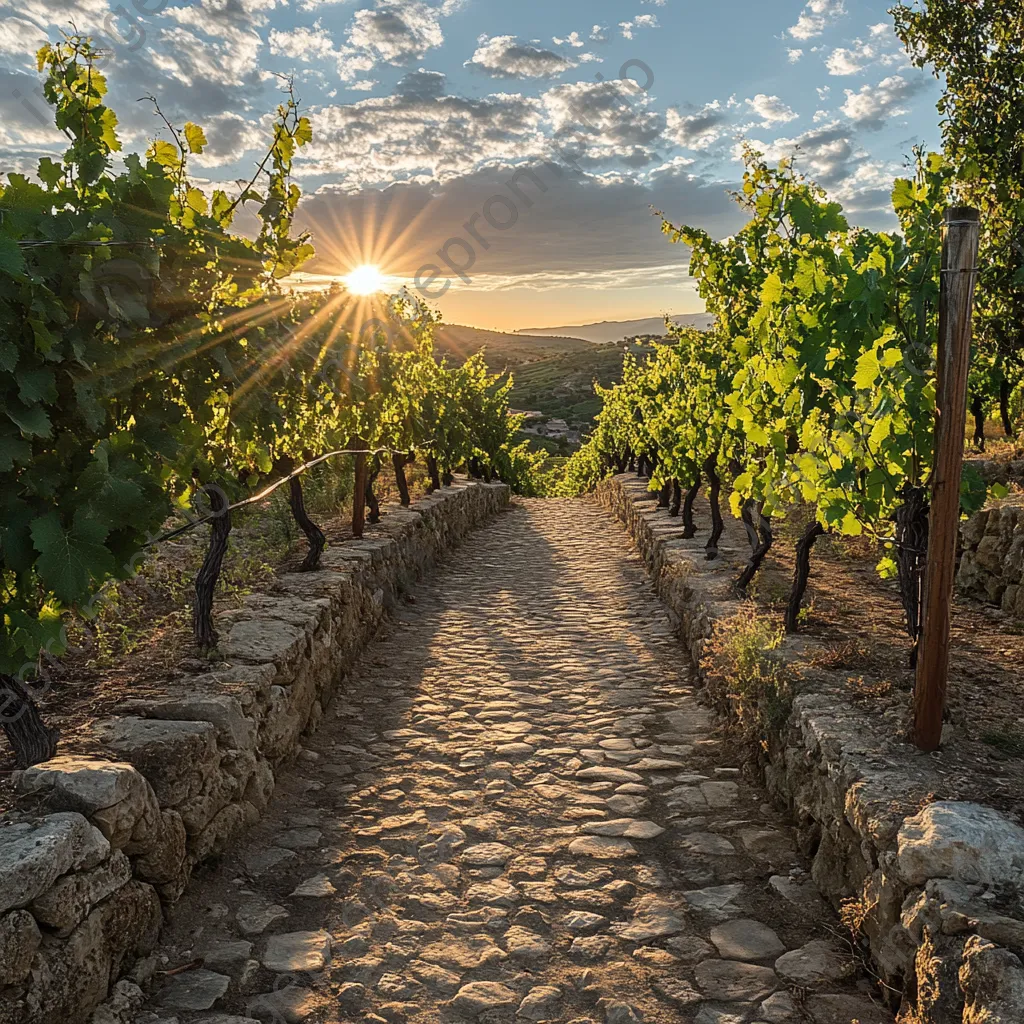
[811,641,872,671]
[704,606,793,745]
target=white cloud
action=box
[826,41,875,75]
[619,15,658,40]
[787,48,804,63]
[466,35,579,78]
[589,24,608,43]
[869,22,890,37]
[346,0,445,65]
[789,0,846,40]
[552,31,585,48]
[841,73,922,128]
[744,121,857,186]
[542,78,664,161]
[269,22,338,62]
[746,93,798,125]
[665,101,729,149]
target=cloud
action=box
[346,0,445,65]
[787,48,803,63]
[542,79,664,158]
[297,87,547,185]
[746,93,798,125]
[269,22,338,62]
[747,121,857,185]
[466,35,579,78]
[552,30,585,48]
[190,112,265,166]
[665,101,730,149]
[619,14,658,39]
[788,0,846,40]
[394,68,446,99]
[840,73,923,128]
[589,24,608,43]
[293,161,745,284]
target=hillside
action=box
[516,313,713,344]
[509,342,651,427]
[434,324,593,370]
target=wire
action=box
[146,441,436,547]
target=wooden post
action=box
[351,437,367,539]
[914,207,981,751]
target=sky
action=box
[0,0,945,331]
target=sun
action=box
[343,264,388,296]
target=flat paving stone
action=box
[710,918,786,960]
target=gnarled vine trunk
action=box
[1000,377,1013,437]
[740,499,760,553]
[735,503,773,593]
[0,674,59,768]
[288,475,326,571]
[392,452,412,506]
[895,485,930,666]
[669,479,682,517]
[657,481,671,509]
[682,476,700,538]
[193,485,231,648]
[425,454,441,492]
[785,521,824,633]
[971,394,986,451]
[365,458,381,525]
[704,455,723,560]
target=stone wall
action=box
[597,474,1024,1024]
[957,500,1024,619]
[0,480,510,1024]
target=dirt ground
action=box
[746,493,1024,826]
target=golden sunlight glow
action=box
[344,264,387,295]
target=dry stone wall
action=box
[957,500,1024,619]
[597,474,1024,1024]
[0,480,509,1024]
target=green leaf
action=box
[16,367,58,405]
[30,511,115,606]
[294,116,313,146]
[0,236,28,278]
[37,157,63,189]
[760,272,783,306]
[149,139,180,169]
[853,349,880,390]
[183,122,207,154]
[5,400,51,438]
[0,340,17,373]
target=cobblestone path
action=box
[143,500,891,1024]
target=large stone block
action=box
[117,694,256,751]
[0,910,40,985]
[16,757,160,853]
[88,718,219,808]
[22,880,161,1024]
[0,813,109,914]
[960,935,1024,1023]
[132,810,187,889]
[30,850,133,937]
[898,801,1024,888]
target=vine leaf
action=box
[30,512,115,606]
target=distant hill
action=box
[516,313,713,345]
[508,342,651,428]
[433,324,592,371]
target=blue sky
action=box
[0,0,944,329]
